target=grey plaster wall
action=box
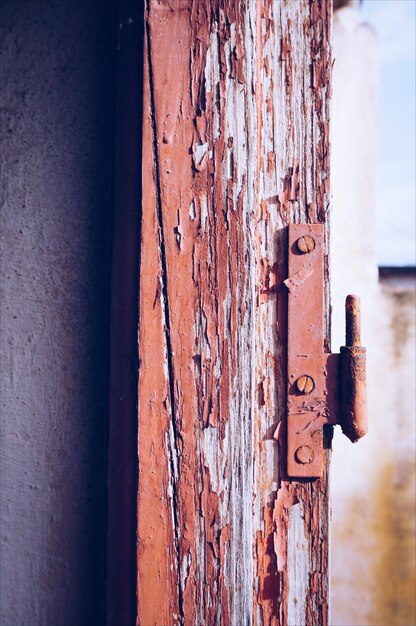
[0,1,115,624]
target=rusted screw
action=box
[296,375,315,394]
[296,235,315,254]
[295,445,314,464]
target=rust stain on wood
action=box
[138,1,332,624]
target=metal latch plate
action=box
[285,224,333,478]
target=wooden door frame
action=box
[106,1,143,624]
[106,2,333,624]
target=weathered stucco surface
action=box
[0,2,115,624]
[331,3,416,625]
[139,1,332,624]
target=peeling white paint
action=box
[199,193,208,232]
[194,141,209,166]
[287,503,310,626]
[189,200,196,220]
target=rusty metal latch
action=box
[285,224,368,478]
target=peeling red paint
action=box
[139,1,332,624]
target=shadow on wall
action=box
[0,1,116,625]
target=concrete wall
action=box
[0,2,115,624]
[331,3,416,625]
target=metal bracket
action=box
[285,224,368,478]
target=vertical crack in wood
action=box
[145,13,185,624]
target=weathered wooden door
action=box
[109,1,332,625]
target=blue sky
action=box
[361,0,415,266]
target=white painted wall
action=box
[331,3,416,625]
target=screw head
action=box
[296,235,315,254]
[296,375,315,394]
[295,445,314,464]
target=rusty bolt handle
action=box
[340,295,368,442]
